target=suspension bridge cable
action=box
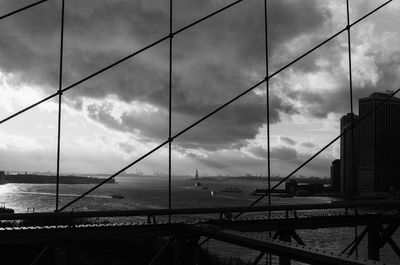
[55,0,65,213]
[0,0,390,127]
[0,0,247,125]
[168,0,173,224]
[345,0,358,258]
[265,0,272,263]
[58,0,392,211]
[264,0,271,226]
[0,0,49,21]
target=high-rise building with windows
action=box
[357,92,400,193]
[338,91,400,195]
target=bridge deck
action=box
[189,224,390,265]
[0,212,397,264]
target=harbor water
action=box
[0,176,398,264]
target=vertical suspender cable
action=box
[346,0,356,195]
[264,0,270,226]
[264,0,272,264]
[346,0,358,258]
[56,0,65,212]
[168,0,173,223]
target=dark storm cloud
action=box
[301,142,316,148]
[86,93,296,150]
[118,142,136,154]
[193,149,266,172]
[280,136,296,146]
[247,143,333,176]
[248,144,298,161]
[271,146,298,161]
[247,145,267,159]
[374,52,400,91]
[0,0,332,150]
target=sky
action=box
[0,0,399,178]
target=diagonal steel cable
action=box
[59,0,392,211]
[168,0,173,223]
[234,0,392,218]
[59,79,266,211]
[3,0,390,126]
[59,139,169,211]
[0,0,246,125]
[0,0,49,21]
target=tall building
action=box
[330,159,341,192]
[340,113,358,195]
[357,92,400,193]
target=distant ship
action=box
[195,182,202,187]
[111,195,124,199]
[221,187,242,193]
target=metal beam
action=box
[148,239,171,265]
[209,214,393,232]
[0,202,398,221]
[348,227,368,256]
[30,244,52,265]
[252,252,265,265]
[189,225,387,265]
[387,238,400,259]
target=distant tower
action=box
[330,159,341,193]
[340,113,358,196]
[195,169,199,180]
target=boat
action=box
[195,182,202,187]
[221,187,242,193]
[210,190,216,196]
[111,195,124,199]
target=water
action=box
[0,176,398,264]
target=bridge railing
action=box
[0,201,397,223]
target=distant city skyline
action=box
[0,1,399,177]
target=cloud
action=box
[280,136,296,146]
[271,146,298,161]
[301,142,316,148]
[118,142,136,154]
[0,0,329,149]
[85,92,297,150]
[0,0,398,176]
